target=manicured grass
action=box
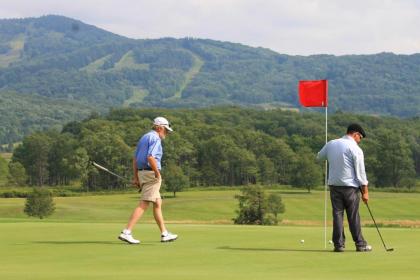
[0,223,418,280]
[1,189,420,279]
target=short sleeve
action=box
[147,135,161,157]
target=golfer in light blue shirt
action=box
[317,124,371,252]
[118,117,178,244]
[135,130,163,170]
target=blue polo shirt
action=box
[134,130,163,170]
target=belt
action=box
[138,167,153,171]
[329,185,358,188]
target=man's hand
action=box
[132,157,141,189]
[361,185,369,203]
[132,178,140,189]
[361,192,369,203]
[147,155,161,180]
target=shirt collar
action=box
[343,135,356,143]
[151,130,161,139]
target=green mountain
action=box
[1,15,419,144]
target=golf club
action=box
[360,188,394,252]
[91,161,131,183]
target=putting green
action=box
[1,189,420,279]
[0,223,418,280]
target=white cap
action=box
[153,117,173,132]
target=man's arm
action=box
[353,148,369,203]
[132,157,140,187]
[147,155,161,179]
[353,149,368,185]
[316,144,328,161]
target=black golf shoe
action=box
[333,246,345,252]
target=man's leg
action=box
[152,198,166,233]
[153,198,178,242]
[345,188,367,248]
[330,187,345,249]
[118,200,149,244]
[126,200,149,231]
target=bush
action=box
[162,162,189,197]
[233,185,285,225]
[1,190,29,198]
[24,188,55,219]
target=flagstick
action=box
[297,79,328,249]
[324,105,328,249]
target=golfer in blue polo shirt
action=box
[118,117,178,244]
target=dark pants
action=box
[329,186,367,249]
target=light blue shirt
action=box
[317,135,368,187]
[134,130,163,170]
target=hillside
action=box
[1,15,420,144]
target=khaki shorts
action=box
[138,171,162,202]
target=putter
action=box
[360,188,394,252]
[91,161,131,182]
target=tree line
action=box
[5,107,420,192]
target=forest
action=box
[5,107,419,193]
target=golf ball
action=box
[328,240,333,244]
[366,245,372,250]
[300,239,305,243]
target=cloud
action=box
[1,0,420,55]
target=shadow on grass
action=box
[30,241,156,245]
[217,246,332,253]
[276,191,312,195]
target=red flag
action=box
[298,80,328,107]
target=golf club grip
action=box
[92,162,109,172]
[92,161,130,182]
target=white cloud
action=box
[1,0,420,55]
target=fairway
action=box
[2,189,420,225]
[1,189,420,279]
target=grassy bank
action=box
[1,189,420,226]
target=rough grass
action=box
[1,189,420,226]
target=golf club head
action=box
[386,248,394,252]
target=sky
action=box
[1,0,420,56]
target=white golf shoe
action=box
[118,232,140,244]
[161,231,178,242]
